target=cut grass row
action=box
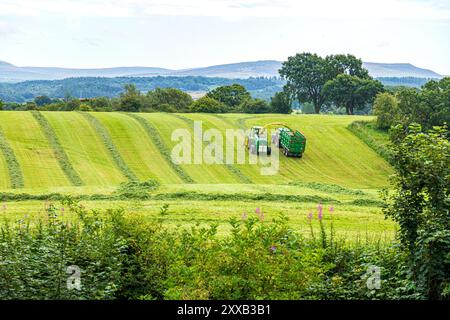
[173,113,253,184]
[80,112,138,181]
[0,127,24,189]
[126,113,194,183]
[31,111,83,186]
[0,111,69,188]
[347,120,392,163]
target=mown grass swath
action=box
[347,121,392,163]
[0,128,24,189]
[80,112,137,181]
[126,113,194,183]
[31,111,83,186]
[172,113,252,184]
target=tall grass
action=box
[0,127,24,188]
[80,112,137,181]
[31,111,83,186]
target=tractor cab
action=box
[246,126,271,156]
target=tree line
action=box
[0,83,292,114]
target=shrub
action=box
[189,96,226,113]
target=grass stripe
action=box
[31,111,83,186]
[173,114,252,184]
[347,121,393,163]
[80,112,138,181]
[0,128,24,188]
[125,113,194,183]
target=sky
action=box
[0,0,449,74]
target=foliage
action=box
[270,91,292,114]
[373,92,399,129]
[372,77,450,133]
[206,84,251,111]
[189,96,226,113]
[323,74,384,115]
[31,111,84,186]
[0,199,417,300]
[117,84,142,112]
[146,88,193,112]
[280,53,370,114]
[238,98,271,114]
[384,124,450,299]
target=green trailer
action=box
[276,127,306,157]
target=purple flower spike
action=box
[255,207,260,214]
[329,206,334,213]
[270,245,277,252]
[307,211,313,221]
[61,207,65,212]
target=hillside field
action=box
[0,112,395,237]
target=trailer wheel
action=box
[267,147,271,156]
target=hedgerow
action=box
[80,112,137,181]
[126,113,194,183]
[0,198,417,300]
[31,111,83,186]
[0,128,24,188]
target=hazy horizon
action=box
[1,0,449,74]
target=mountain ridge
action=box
[0,59,442,83]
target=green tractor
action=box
[246,123,306,158]
[246,126,271,156]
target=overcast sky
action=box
[0,0,449,74]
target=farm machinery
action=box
[246,123,306,158]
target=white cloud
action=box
[0,0,449,20]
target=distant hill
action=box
[0,59,442,82]
[362,62,441,78]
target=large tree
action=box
[323,74,384,115]
[270,91,292,114]
[206,84,251,111]
[118,84,142,112]
[279,53,369,113]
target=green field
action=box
[0,111,395,237]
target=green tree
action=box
[146,88,193,112]
[373,92,399,129]
[395,77,450,131]
[324,54,370,79]
[190,96,225,113]
[279,53,369,114]
[270,91,292,114]
[206,84,251,111]
[323,74,384,115]
[34,95,53,107]
[385,124,450,299]
[0,100,3,111]
[238,98,271,114]
[118,84,142,112]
